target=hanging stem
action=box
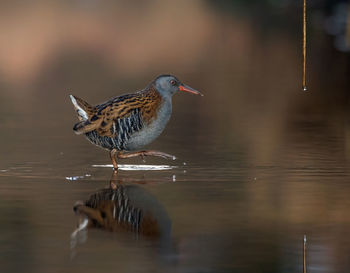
[302,0,307,91]
[346,4,350,48]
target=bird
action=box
[69,74,203,170]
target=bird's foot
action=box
[117,150,176,160]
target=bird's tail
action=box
[70,95,100,135]
[69,95,94,121]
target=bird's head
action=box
[153,74,203,98]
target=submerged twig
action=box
[303,235,307,273]
[302,0,307,91]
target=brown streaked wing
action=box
[95,89,162,137]
[74,88,162,137]
[95,93,145,137]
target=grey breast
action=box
[125,99,172,151]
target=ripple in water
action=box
[91,164,177,171]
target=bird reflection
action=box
[71,172,171,244]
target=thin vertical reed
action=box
[302,0,307,91]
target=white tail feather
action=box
[70,95,88,121]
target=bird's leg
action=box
[109,149,118,171]
[117,150,176,160]
[109,170,119,189]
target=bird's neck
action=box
[143,84,171,102]
[143,85,160,98]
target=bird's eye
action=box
[170,80,176,86]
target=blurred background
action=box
[1,0,350,273]
[0,0,350,166]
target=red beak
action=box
[179,84,203,96]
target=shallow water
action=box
[2,104,350,273]
[1,1,350,273]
